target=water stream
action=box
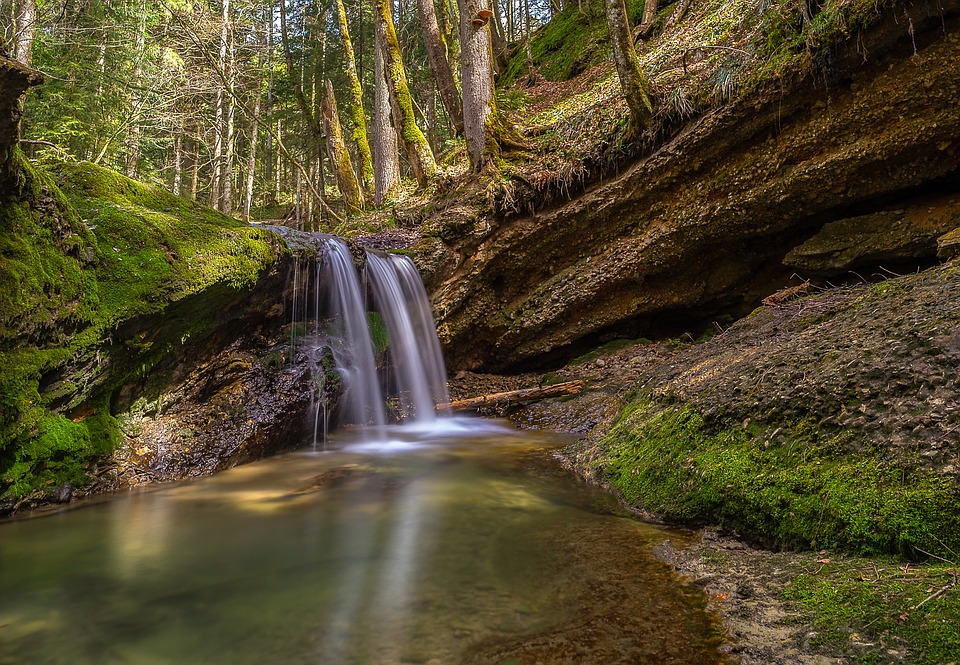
[0,240,729,663]
[0,424,726,665]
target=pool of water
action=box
[0,420,727,664]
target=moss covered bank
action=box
[0,155,292,511]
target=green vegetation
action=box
[598,396,960,557]
[784,557,960,664]
[0,155,283,503]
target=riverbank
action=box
[449,261,960,662]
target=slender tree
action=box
[372,22,399,205]
[374,0,437,186]
[333,0,374,190]
[11,0,35,66]
[605,0,653,131]
[321,79,364,214]
[415,0,464,136]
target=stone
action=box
[937,225,960,261]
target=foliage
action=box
[598,396,960,557]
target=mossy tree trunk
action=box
[415,0,464,137]
[0,57,42,190]
[374,0,438,187]
[605,0,653,131]
[333,0,374,192]
[372,21,400,205]
[321,79,364,214]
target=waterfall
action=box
[291,237,449,445]
[366,252,451,422]
[321,239,388,433]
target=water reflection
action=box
[0,421,727,664]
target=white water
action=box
[319,239,387,433]
[365,252,451,423]
[293,239,451,445]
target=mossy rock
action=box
[0,155,285,504]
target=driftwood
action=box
[440,380,584,412]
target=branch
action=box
[439,380,585,412]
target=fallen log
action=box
[440,380,584,412]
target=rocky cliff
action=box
[426,0,960,371]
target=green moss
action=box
[783,560,960,663]
[0,156,283,502]
[598,396,960,557]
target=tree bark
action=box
[374,0,437,187]
[333,0,374,191]
[638,0,658,39]
[605,0,653,131]
[321,79,364,214]
[458,0,519,172]
[0,56,42,189]
[243,79,262,222]
[415,0,464,137]
[172,130,182,195]
[490,0,510,74]
[372,24,400,206]
[11,0,35,66]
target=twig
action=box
[912,580,956,610]
[19,139,57,148]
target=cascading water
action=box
[365,252,451,422]
[320,239,388,433]
[291,237,449,446]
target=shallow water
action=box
[0,420,726,664]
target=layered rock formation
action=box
[428,1,960,371]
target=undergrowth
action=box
[783,554,960,663]
[598,396,960,558]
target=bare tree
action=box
[458,0,523,171]
[605,0,653,131]
[372,24,399,205]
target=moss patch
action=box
[783,556,960,664]
[598,396,960,557]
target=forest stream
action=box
[0,421,727,665]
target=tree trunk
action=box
[372,25,400,206]
[415,0,464,137]
[374,0,437,187]
[244,81,262,222]
[172,130,182,195]
[264,3,275,205]
[190,129,200,200]
[605,0,653,131]
[12,0,36,66]
[321,79,364,214]
[223,56,236,213]
[489,1,510,74]
[638,0,658,39]
[458,0,504,172]
[440,380,584,412]
[0,57,42,189]
[333,0,374,191]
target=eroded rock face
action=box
[428,3,960,371]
